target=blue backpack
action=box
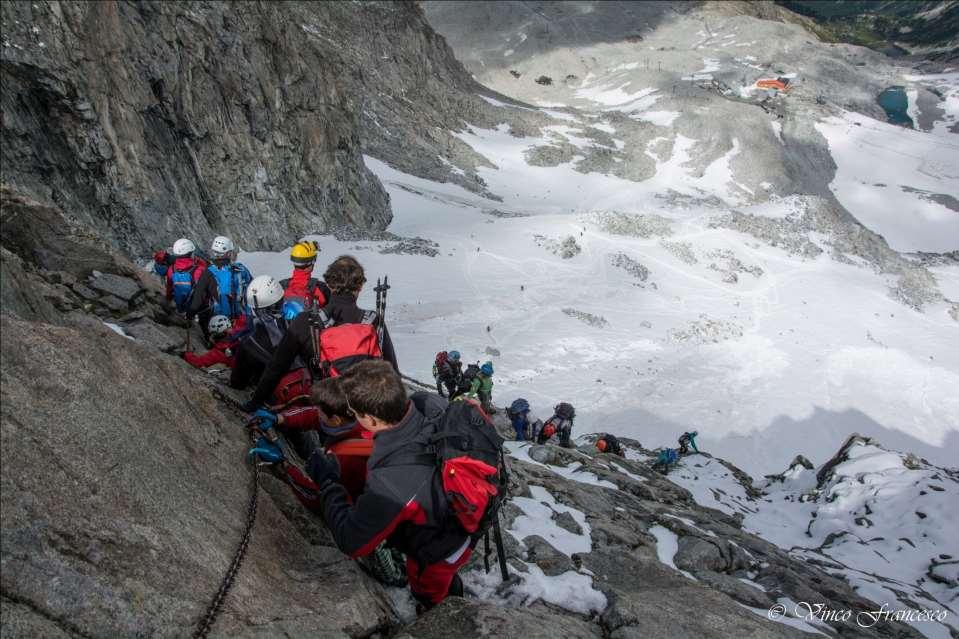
[209,263,252,319]
[171,261,198,313]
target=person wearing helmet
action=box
[279,240,331,320]
[165,238,208,314]
[188,236,253,339]
[248,255,398,409]
[182,315,238,370]
[466,361,495,414]
[230,275,298,391]
[432,350,464,398]
[595,433,624,457]
[506,398,532,440]
[678,431,699,455]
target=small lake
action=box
[877,86,914,127]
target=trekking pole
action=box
[492,514,510,581]
[374,276,390,348]
[186,324,192,353]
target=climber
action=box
[540,402,575,448]
[466,361,495,414]
[506,398,532,441]
[279,240,331,320]
[678,431,699,455]
[182,315,237,370]
[595,433,625,457]
[433,350,463,398]
[652,448,679,475]
[246,255,398,410]
[165,238,208,315]
[305,360,476,608]
[188,236,253,331]
[231,276,312,412]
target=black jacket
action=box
[230,315,294,390]
[251,293,399,405]
[315,393,467,564]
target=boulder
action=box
[88,273,143,303]
[674,537,727,573]
[692,571,774,609]
[522,535,574,576]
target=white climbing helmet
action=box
[208,315,232,337]
[210,235,235,258]
[172,238,196,256]
[246,275,284,309]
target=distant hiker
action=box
[182,315,237,370]
[652,448,679,474]
[247,255,397,409]
[280,240,331,320]
[506,398,532,441]
[433,350,463,398]
[595,433,624,457]
[304,360,505,609]
[165,238,208,315]
[678,431,699,455]
[231,276,311,413]
[466,361,495,414]
[540,402,575,448]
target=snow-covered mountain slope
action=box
[444,414,954,638]
[240,152,959,477]
[654,434,959,638]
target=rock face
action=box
[0,314,400,637]
[0,1,506,255]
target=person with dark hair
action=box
[305,360,473,608]
[247,255,398,408]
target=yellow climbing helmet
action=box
[290,240,318,266]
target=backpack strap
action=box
[361,310,377,325]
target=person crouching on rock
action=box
[305,360,472,608]
[595,433,624,457]
[540,402,575,448]
[182,315,237,370]
[507,398,532,440]
[678,431,699,455]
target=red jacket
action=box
[165,256,208,301]
[183,339,236,369]
[282,268,329,308]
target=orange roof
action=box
[756,79,790,91]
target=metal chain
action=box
[193,433,260,639]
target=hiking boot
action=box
[448,573,464,598]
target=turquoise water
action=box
[877,87,913,127]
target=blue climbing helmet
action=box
[480,361,494,376]
[509,398,530,414]
[449,350,461,361]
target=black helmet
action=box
[554,402,575,419]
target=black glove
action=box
[307,451,341,489]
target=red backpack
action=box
[309,308,383,378]
[435,351,449,368]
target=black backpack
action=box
[399,395,510,579]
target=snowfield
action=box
[241,146,958,478]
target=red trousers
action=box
[406,545,472,605]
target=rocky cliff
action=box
[0,1,512,256]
